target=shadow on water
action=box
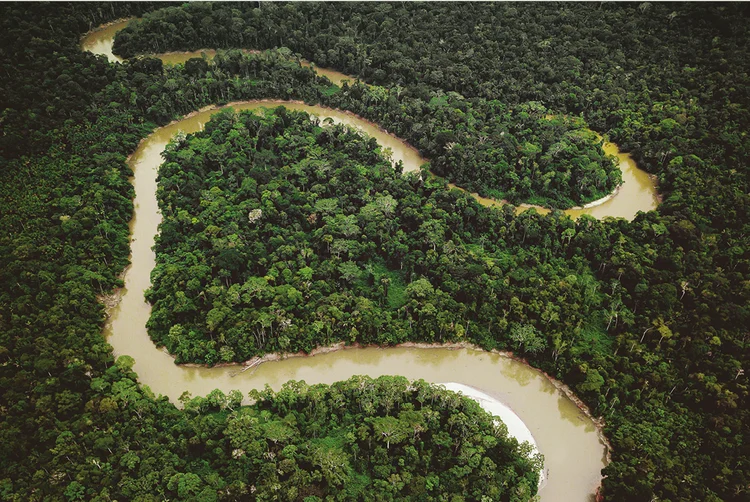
[558,395,596,432]
[497,356,537,387]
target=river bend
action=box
[83,21,613,501]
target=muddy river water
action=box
[81,21,630,500]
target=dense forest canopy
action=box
[116,4,629,209]
[148,107,610,366]
[0,2,748,501]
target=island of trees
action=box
[148,107,609,367]
[0,2,748,501]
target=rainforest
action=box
[0,2,748,502]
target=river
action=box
[83,21,615,501]
[80,19,354,86]
[464,139,659,220]
[82,19,659,221]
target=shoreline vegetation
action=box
[78,16,133,41]
[97,275,612,467]
[103,22,639,213]
[201,339,613,461]
[98,4,748,498]
[94,101,610,501]
[110,30,636,211]
[93,19,639,214]
[90,23,645,499]
[2,3,747,501]
[123,94,635,216]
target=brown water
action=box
[83,22,613,501]
[80,19,131,63]
[80,20,353,86]
[102,99,606,501]
[103,98,435,394]
[81,19,658,221]
[453,140,659,220]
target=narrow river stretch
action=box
[82,21,622,501]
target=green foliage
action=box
[1,3,749,502]
[216,376,540,500]
[114,5,622,209]
[148,108,612,363]
[510,324,547,354]
[370,262,407,309]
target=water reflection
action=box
[497,356,537,387]
[558,396,596,432]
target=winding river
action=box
[80,19,354,86]
[80,21,627,501]
[83,20,659,221]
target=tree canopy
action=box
[0,2,748,501]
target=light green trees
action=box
[510,324,547,354]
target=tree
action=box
[338,261,361,284]
[509,324,547,354]
[312,443,351,486]
[371,416,409,450]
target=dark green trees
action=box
[147,108,611,366]
[215,375,541,501]
[1,2,749,501]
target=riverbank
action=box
[178,339,611,465]
[87,23,612,500]
[442,382,547,488]
[85,20,658,220]
[183,99,426,172]
[79,17,132,42]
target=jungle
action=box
[0,2,748,501]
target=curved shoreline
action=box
[168,99,633,218]
[97,100,609,502]
[79,17,133,42]
[440,382,547,488]
[174,338,612,466]
[450,182,623,215]
[170,99,425,165]
[580,186,620,209]
[84,19,658,219]
[85,21,611,501]
[129,48,354,86]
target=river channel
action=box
[83,19,659,221]
[83,21,617,501]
